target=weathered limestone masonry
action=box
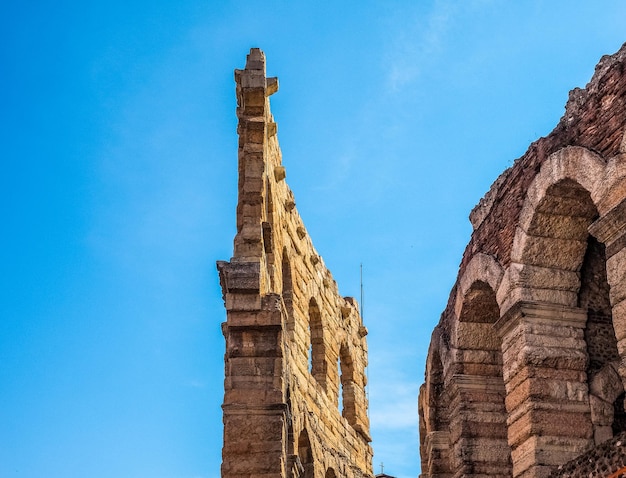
[217,49,373,478]
[419,43,626,478]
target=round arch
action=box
[504,146,605,312]
[308,298,328,390]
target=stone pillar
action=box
[590,198,626,390]
[495,301,592,478]
[424,430,453,478]
[448,373,512,478]
[218,261,287,478]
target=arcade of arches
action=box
[419,44,626,478]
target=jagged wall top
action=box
[232,48,279,266]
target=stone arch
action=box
[420,338,453,477]
[496,146,610,475]
[455,253,504,319]
[308,298,327,390]
[324,468,337,478]
[449,281,512,477]
[504,146,605,312]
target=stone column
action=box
[424,430,453,478]
[448,373,512,478]
[218,261,287,478]
[495,301,593,478]
[590,198,626,390]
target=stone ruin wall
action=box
[218,49,373,478]
[419,43,626,478]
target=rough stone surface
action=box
[549,431,626,477]
[218,49,373,478]
[420,43,626,477]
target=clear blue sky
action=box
[1,2,625,477]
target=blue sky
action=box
[1,2,625,477]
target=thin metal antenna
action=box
[360,263,364,319]
[361,263,370,420]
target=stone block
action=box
[608,269,626,308]
[513,235,587,271]
[507,262,580,292]
[524,212,591,240]
[593,425,613,444]
[589,362,622,400]
[453,322,501,350]
[611,299,626,341]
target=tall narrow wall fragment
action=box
[218,48,373,478]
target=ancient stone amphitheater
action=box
[419,44,626,478]
[218,44,626,478]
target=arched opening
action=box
[308,298,327,390]
[522,179,624,443]
[297,429,314,478]
[578,236,625,442]
[325,468,337,478]
[508,175,606,472]
[421,344,453,477]
[282,247,294,331]
[517,179,598,285]
[339,343,357,426]
[580,237,619,373]
[452,281,511,477]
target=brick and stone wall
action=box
[550,431,626,477]
[419,43,626,478]
[218,49,373,478]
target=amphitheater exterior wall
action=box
[218,49,373,478]
[419,43,626,478]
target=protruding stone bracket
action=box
[217,261,261,295]
[266,77,279,96]
[274,165,286,181]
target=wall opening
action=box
[308,298,327,390]
[422,348,453,476]
[454,281,512,475]
[339,343,357,426]
[282,247,294,330]
[297,429,314,478]
[579,237,619,375]
[580,236,626,441]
